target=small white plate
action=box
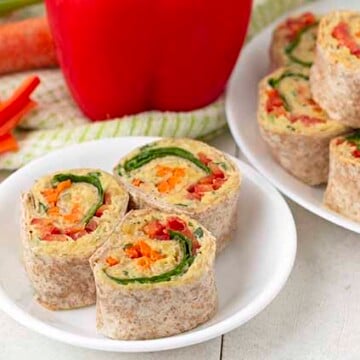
[226,0,360,233]
[0,137,296,352]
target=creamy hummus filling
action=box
[117,139,239,209]
[260,67,349,135]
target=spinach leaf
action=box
[285,22,318,67]
[268,71,309,111]
[51,173,104,224]
[194,227,204,239]
[121,147,211,174]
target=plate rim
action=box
[225,0,360,234]
[0,137,297,352]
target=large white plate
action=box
[0,137,296,352]
[226,0,360,233]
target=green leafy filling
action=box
[51,172,104,224]
[103,230,195,285]
[194,227,204,239]
[285,22,318,67]
[268,71,309,111]
[38,202,48,213]
[346,131,360,148]
[215,161,228,170]
[118,146,211,175]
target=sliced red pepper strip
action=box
[0,133,18,154]
[289,114,326,126]
[0,75,40,126]
[0,99,37,136]
[332,22,360,58]
[352,149,360,158]
[280,12,317,41]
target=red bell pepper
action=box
[0,75,39,125]
[0,133,19,154]
[0,75,40,154]
[45,0,252,120]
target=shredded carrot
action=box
[62,203,82,223]
[173,168,185,177]
[138,240,165,260]
[137,257,152,269]
[156,166,185,193]
[155,165,172,177]
[47,206,60,216]
[106,256,120,266]
[125,240,165,268]
[132,178,143,187]
[167,176,179,187]
[57,179,72,192]
[157,180,170,193]
[41,180,72,208]
[124,246,141,259]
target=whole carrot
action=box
[0,16,58,75]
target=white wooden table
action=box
[1,131,360,359]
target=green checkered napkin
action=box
[0,0,312,169]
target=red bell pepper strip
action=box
[332,22,360,58]
[0,75,40,126]
[0,133,19,154]
[0,99,36,136]
[0,75,40,154]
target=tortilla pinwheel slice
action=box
[310,11,360,127]
[114,138,241,253]
[270,12,319,69]
[90,209,217,340]
[258,66,350,185]
[324,131,360,222]
[21,168,129,310]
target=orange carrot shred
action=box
[132,178,143,187]
[137,257,152,269]
[106,256,120,266]
[157,180,170,193]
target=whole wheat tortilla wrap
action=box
[324,132,360,222]
[113,138,241,253]
[270,12,319,70]
[258,66,350,185]
[21,168,129,310]
[90,209,217,340]
[310,11,360,127]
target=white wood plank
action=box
[0,312,222,360]
[222,199,360,360]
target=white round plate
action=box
[226,0,360,233]
[0,137,296,352]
